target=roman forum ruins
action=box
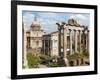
[23,17,89,68]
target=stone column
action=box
[75,30,78,53]
[58,28,61,57]
[79,30,82,53]
[48,39,50,56]
[87,30,89,53]
[43,39,45,54]
[56,23,69,66]
[49,39,51,56]
[23,30,28,68]
[50,39,52,56]
[69,29,73,55]
[62,28,69,67]
[63,28,67,58]
[85,30,87,50]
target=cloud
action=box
[69,14,90,26]
[76,14,87,20]
[37,12,58,19]
[69,15,76,19]
[23,13,35,22]
[23,11,90,33]
[69,14,87,20]
[23,12,36,30]
[39,18,57,33]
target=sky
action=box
[22,11,90,34]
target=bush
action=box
[82,51,89,58]
[67,51,89,62]
[39,54,52,65]
[48,63,59,67]
[67,53,84,61]
[27,53,39,68]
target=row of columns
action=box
[43,38,51,56]
[59,27,89,58]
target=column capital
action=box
[87,30,90,32]
[75,29,76,32]
[73,29,77,32]
[82,30,85,32]
[78,30,82,33]
[69,29,72,32]
[58,26,62,31]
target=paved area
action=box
[38,64,47,68]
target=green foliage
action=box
[39,54,59,67]
[67,53,83,61]
[48,63,59,67]
[67,51,89,61]
[27,53,39,68]
[39,54,52,65]
[82,51,89,58]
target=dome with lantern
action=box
[31,16,41,31]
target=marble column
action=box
[24,31,28,68]
[75,30,78,53]
[50,39,52,56]
[63,28,67,58]
[58,29,61,57]
[43,39,45,54]
[69,29,73,55]
[85,30,87,50]
[87,30,89,53]
[63,27,69,66]
[79,30,82,53]
[48,40,50,56]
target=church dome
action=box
[31,17,41,30]
[31,20,40,26]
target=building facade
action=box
[43,19,89,57]
[26,18,45,56]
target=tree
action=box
[27,53,39,68]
